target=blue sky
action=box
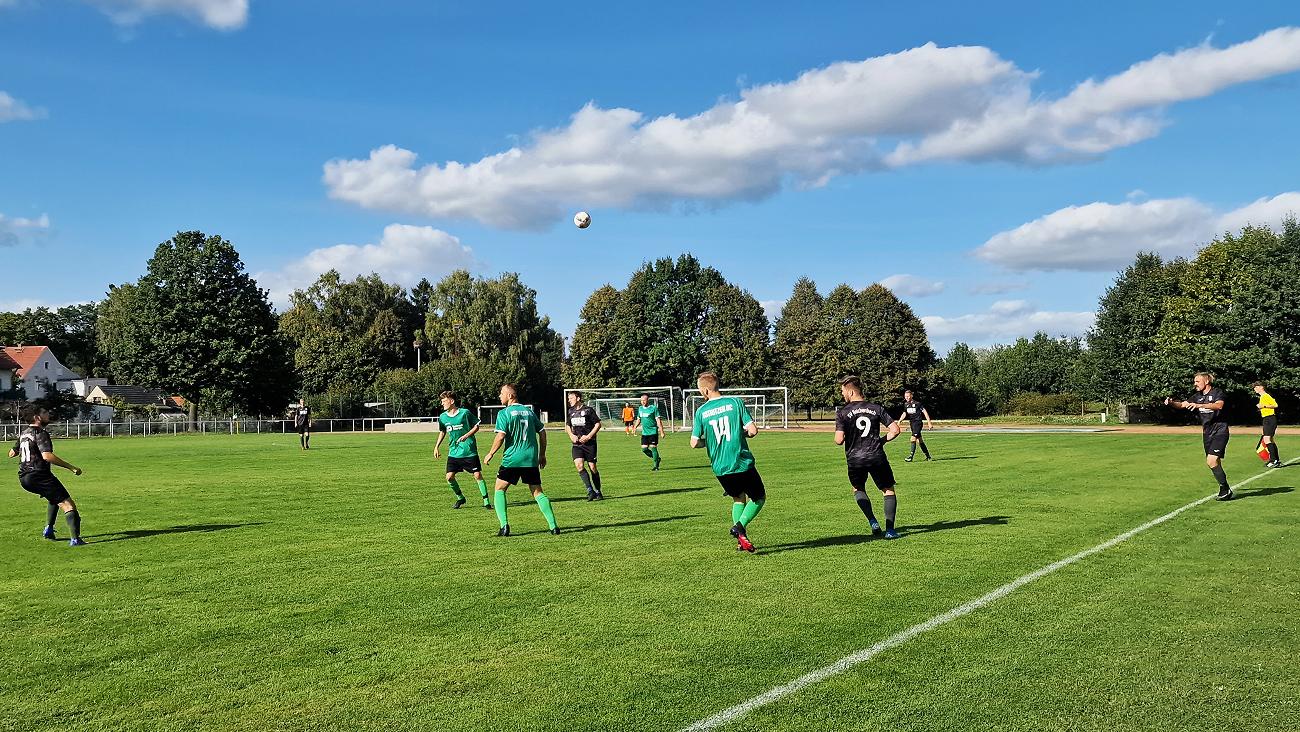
[2,1,1299,353]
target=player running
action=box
[292,399,311,450]
[901,389,934,462]
[1165,372,1233,500]
[8,407,87,546]
[565,391,604,500]
[690,372,764,553]
[621,403,635,436]
[632,394,664,470]
[836,376,903,539]
[482,384,559,536]
[434,391,490,510]
[1253,381,1282,468]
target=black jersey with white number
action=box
[293,405,311,429]
[13,426,54,476]
[1190,388,1228,429]
[567,405,600,439]
[903,400,926,424]
[835,401,895,466]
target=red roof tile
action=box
[1,346,49,378]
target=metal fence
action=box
[0,416,452,441]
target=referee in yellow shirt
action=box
[1253,381,1281,468]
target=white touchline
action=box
[681,458,1298,732]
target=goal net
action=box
[683,387,789,430]
[563,386,684,432]
[478,404,534,426]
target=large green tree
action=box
[773,277,826,416]
[102,231,293,415]
[0,303,103,376]
[564,285,621,388]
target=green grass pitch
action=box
[2,430,1297,731]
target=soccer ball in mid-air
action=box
[574,211,591,229]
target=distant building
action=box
[0,345,82,400]
[85,385,185,414]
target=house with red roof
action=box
[0,345,82,400]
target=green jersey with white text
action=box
[494,403,545,468]
[691,396,755,477]
[638,404,662,435]
[438,408,479,458]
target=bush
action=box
[1003,392,1083,416]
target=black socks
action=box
[46,503,58,528]
[853,490,877,523]
[884,494,897,531]
[1210,464,1229,489]
[579,470,593,491]
[65,510,81,540]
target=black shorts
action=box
[571,442,598,463]
[1203,425,1229,457]
[848,461,896,491]
[19,472,70,504]
[296,423,310,434]
[909,421,924,438]
[716,466,766,501]
[1262,416,1277,438]
[623,420,634,428]
[446,456,483,474]
[497,466,542,486]
[640,434,659,447]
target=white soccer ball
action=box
[573,211,591,229]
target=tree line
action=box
[3,220,1296,422]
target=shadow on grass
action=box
[758,515,1011,555]
[652,465,711,472]
[84,522,266,544]
[926,456,978,461]
[545,485,710,504]
[513,514,703,536]
[1236,485,1293,500]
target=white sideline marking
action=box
[682,459,1297,732]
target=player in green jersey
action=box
[690,372,764,553]
[434,391,490,510]
[632,393,664,470]
[482,384,559,537]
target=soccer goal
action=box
[478,404,533,426]
[563,386,685,432]
[683,387,789,429]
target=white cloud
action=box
[976,191,1300,271]
[759,299,785,322]
[0,91,46,122]
[256,224,477,307]
[324,27,1300,230]
[967,281,1029,295]
[0,212,50,247]
[878,274,945,297]
[86,0,247,29]
[922,300,1095,347]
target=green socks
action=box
[739,498,764,527]
[651,447,660,462]
[494,489,508,528]
[731,501,745,524]
[447,478,464,499]
[476,479,489,504]
[535,493,558,530]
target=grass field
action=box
[2,429,1298,732]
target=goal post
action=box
[683,387,789,430]
[563,386,685,432]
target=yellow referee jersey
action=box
[1258,391,1278,418]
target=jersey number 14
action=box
[709,417,732,443]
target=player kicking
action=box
[690,371,764,553]
[434,391,490,509]
[482,384,559,536]
[565,391,604,500]
[8,407,87,546]
[292,399,311,450]
[1165,372,1233,500]
[836,376,903,539]
[632,394,664,470]
[900,389,934,462]
[1253,381,1282,468]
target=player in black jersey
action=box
[835,376,903,538]
[8,406,87,546]
[292,399,311,450]
[565,391,604,500]
[900,389,934,462]
[1165,372,1233,500]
